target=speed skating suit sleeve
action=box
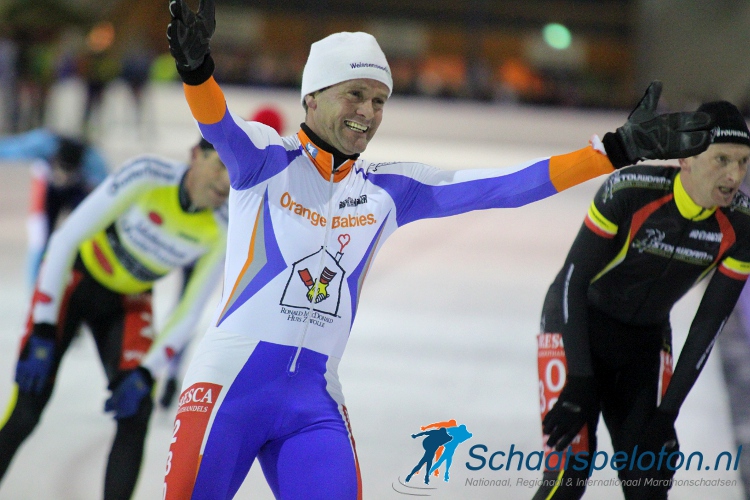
[660,249,750,413]
[32,158,171,325]
[140,234,226,375]
[27,160,51,285]
[552,168,648,376]
[549,195,622,377]
[0,129,58,161]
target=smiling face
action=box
[304,78,389,156]
[679,143,750,208]
[185,147,230,210]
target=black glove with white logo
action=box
[167,0,215,85]
[603,81,714,168]
[543,375,599,451]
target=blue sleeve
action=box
[0,129,58,161]
[369,159,557,226]
[199,112,301,191]
[81,148,109,187]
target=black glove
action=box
[639,409,679,456]
[543,375,599,451]
[15,323,57,394]
[602,81,714,168]
[167,0,215,85]
[619,409,679,500]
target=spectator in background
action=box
[11,28,56,133]
[121,39,155,137]
[0,25,18,134]
[80,22,120,140]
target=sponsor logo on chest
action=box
[688,229,722,243]
[279,191,377,228]
[118,209,205,267]
[632,228,715,264]
[339,194,368,209]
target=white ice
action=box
[0,80,741,499]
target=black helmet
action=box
[56,137,86,172]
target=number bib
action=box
[537,333,589,470]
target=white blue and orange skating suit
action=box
[162,76,615,500]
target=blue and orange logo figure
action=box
[405,419,473,484]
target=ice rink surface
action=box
[0,80,743,499]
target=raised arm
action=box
[168,0,290,191]
[370,139,614,226]
[371,82,714,226]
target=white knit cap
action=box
[300,32,393,104]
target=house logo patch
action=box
[279,234,351,319]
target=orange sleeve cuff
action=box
[183,77,226,125]
[549,146,615,193]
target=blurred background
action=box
[3,0,750,138]
[2,1,750,499]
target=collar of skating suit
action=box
[674,171,716,221]
[298,123,359,182]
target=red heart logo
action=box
[338,234,351,249]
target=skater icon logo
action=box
[393,420,473,495]
[280,234,350,318]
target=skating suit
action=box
[544,165,750,405]
[162,76,615,500]
[31,155,227,375]
[534,165,750,499]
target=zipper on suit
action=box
[288,161,338,375]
